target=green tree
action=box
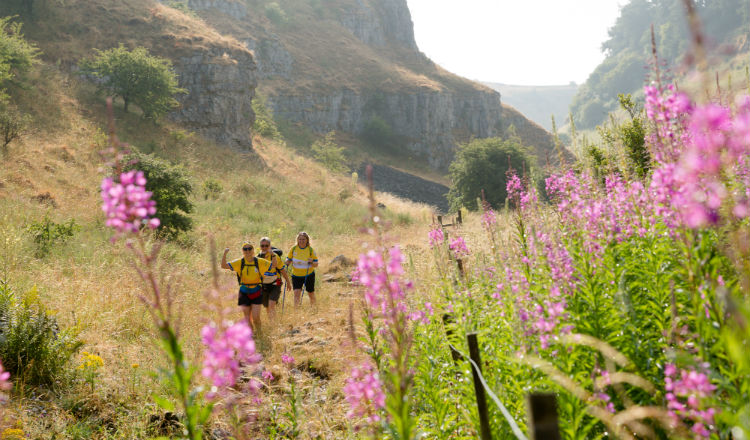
[447,137,532,211]
[124,152,194,238]
[311,131,348,173]
[0,17,39,100]
[80,46,185,119]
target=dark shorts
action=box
[238,285,262,306]
[262,282,282,307]
[292,273,315,292]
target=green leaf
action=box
[152,394,175,412]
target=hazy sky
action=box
[405,0,623,86]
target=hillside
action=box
[1,0,560,175]
[570,0,749,128]
[483,82,578,131]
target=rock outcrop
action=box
[170,46,257,150]
[338,0,417,50]
[187,0,247,19]
[268,88,503,169]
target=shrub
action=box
[251,95,281,139]
[123,152,194,238]
[311,131,348,173]
[360,115,394,148]
[26,215,78,257]
[264,2,288,25]
[0,280,83,386]
[0,17,39,99]
[447,137,532,211]
[165,0,197,17]
[80,46,186,119]
[202,178,223,200]
[0,104,29,153]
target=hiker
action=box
[286,232,318,307]
[258,237,291,321]
[221,242,274,332]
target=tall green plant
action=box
[0,280,82,386]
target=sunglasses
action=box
[242,247,253,251]
[260,244,270,248]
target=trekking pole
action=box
[281,263,288,315]
[300,261,312,302]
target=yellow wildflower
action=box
[1,428,25,440]
[78,352,104,370]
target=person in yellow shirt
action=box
[286,232,318,307]
[221,242,274,332]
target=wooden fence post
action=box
[457,209,463,225]
[467,333,492,440]
[456,258,465,279]
[527,393,561,440]
[442,314,461,363]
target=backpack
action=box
[271,247,283,257]
[237,257,259,285]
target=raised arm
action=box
[221,247,231,269]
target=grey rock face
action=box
[243,37,294,79]
[339,0,417,50]
[171,47,257,150]
[267,89,502,169]
[187,0,247,19]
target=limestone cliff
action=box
[171,47,257,149]
[192,0,528,170]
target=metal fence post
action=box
[467,333,492,440]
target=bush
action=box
[251,95,281,140]
[80,46,186,119]
[165,0,197,17]
[26,215,78,257]
[124,152,194,238]
[0,280,83,386]
[360,116,394,148]
[264,2,288,25]
[0,103,29,153]
[447,137,532,211]
[0,17,39,99]
[202,178,223,200]
[311,131,348,173]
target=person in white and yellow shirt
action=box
[286,232,318,307]
[257,237,291,322]
[221,242,274,332]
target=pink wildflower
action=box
[664,363,717,438]
[100,170,159,239]
[353,246,412,321]
[0,360,11,403]
[281,354,295,366]
[428,226,444,247]
[201,321,261,394]
[344,363,385,423]
[449,236,469,259]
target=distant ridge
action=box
[483,82,578,131]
